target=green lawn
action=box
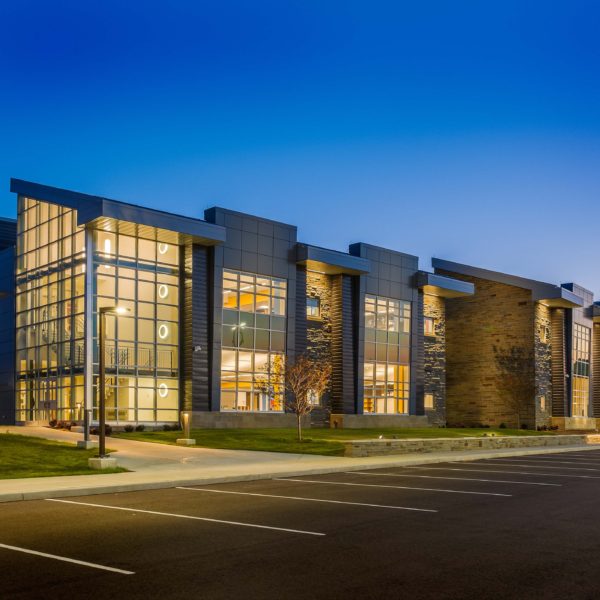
[115,427,551,457]
[0,434,125,479]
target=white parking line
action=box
[459,461,600,472]
[405,466,600,479]
[46,498,325,537]
[275,478,512,497]
[0,543,134,575]
[502,457,600,466]
[348,472,561,486]
[176,487,437,513]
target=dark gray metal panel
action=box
[331,275,356,414]
[0,218,17,251]
[551,308,567,417]
[295,267,308,357]
[10,179,226,244]
[0,247,15,424]
[414,291,425,415]
[191,245,211,412]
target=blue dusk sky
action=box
[0,1,599,291]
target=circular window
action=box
[158,243,169,255]
[158,383,169,398]
[158,323,169,340]
[158,284,169,300]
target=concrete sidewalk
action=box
[1,426,599,503]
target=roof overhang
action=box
[534,287,583,308]
[592,304,600,322]
[10,178,226,246]
[417,271,474,298]
[296,243,370,275]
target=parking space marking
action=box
[275,478,512,497]
[497,457,600,466]
[46,499,325,537]
[0,543,134,575]
[176,487,437,512]
[407,466,600,479]
[348,472,561,486]
[460,461,600,472]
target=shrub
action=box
[499,422,506,429]
[135,424,145,432]
[521,423,528,430]
[90,424,112,436]
[124,425,134,433]
[49,419,58,428]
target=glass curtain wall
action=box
[220,269,286,411]
[92,230,180,423]
[15,197,85,422]
[572,323,591,417]
[363,294,411,414]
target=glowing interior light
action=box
[158,323,169,340]
[158,383,168,398]
[158,284,169,300]
[104,239,111,254]
[158,243,169,255]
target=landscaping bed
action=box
[115,427,551,456]
[0,433,125,479]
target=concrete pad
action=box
[88,457,118,470]
[77,440,99,450]
[71,426,84,433]
[176,438,197,446]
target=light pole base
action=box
[78,440,99,450]
[176,438,197,446]
[88,457,118,470]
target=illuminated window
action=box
[307,297,320,319]
[221,270,287,412]
[424,393,434,409]
[572,324,591,417]
[363,294,411,414]
[424,317,435,336]
[14,197,85,423]
[307,389,320,406]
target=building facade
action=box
[434,259,598,430]
[6,178,597,432]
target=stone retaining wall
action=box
[344,434,600,457]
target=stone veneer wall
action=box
[423,293,446,425]
[439,271,537,428]
[306,270,333,425]
[534,302,552,426]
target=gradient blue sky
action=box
[1,1,599,291]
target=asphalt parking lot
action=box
[3,449,600,600]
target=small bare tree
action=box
[493,345,535,429]
[257,354,332,441]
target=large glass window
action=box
[572,323,591,417]
[221,270,286,411]
[92,231,180,423]
[363,294,411,414]
[15,197,85,422]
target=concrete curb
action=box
[2,443,599,504]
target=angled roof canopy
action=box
[417,271,474,298]
[10,178,226,246]
[296,243,370,275]
[432,258,584,308]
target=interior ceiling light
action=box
[158,323,169,339]
[158,383,168,397]
[158,243,169,255]
[158,284,169,299]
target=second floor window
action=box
[307,297,320,319]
